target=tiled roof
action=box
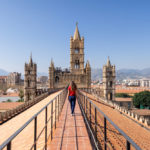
[0,102,24,110]
[84,92,150,149]
[116,89,150,94]
[0,93,19,97]
[0,76,7,79]
[131,109,150,116]
[115,97,132,102]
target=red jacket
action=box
[68,86,76,96]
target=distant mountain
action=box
[91,68,150,81]
[91,68,102,80]
[1,67,150,81]
[0,69,9,76]
[141,68,150,76]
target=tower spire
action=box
[50,58,54,68]
[107,56,111,66]
[73,22,81,40]
[29,52,33,65]
[86,60,90,68]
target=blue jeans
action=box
[69,96,76,114]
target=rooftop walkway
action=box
[47,97,92,150]
[83,91,150,150]
[0,89,146,150]
[0,91,61,149]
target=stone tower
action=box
[24,55,37,102]
[70,23,84,74]
[86,60,91,88]
[48,23,91,88]
[103,57,115,100]
[49,60,55,88]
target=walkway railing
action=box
[81,88,150,127]
[0,88,61,125]
[0,88,67,150]
[77,90,141,150]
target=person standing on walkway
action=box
[68,81,77,115]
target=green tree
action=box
[132,91,150,108]
[7,99,12,102]
[19,89,24,102]
[17,99,24,102]
[115,93,131,98]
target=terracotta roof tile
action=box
[83,92,150,150]
[131,109,150,116]
[115,97,132,102]
[0,102,24,110]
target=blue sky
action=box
[0,0,150,74]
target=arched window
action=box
[55,76,59,83]
[109,81,113,87]
[108,92,113,100]
[109,71,112,75]
[28,93,30,100]
[75,49,79,54]
[28,70,30,74]
[28,80,30,87]
[75,60,80,69]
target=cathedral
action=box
[24,24,116,102]
[49,24,91,89]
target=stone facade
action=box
[7,72,21,86]
[49,24,91,88]
[103,57,116,100]
[24,55,37,102]
[0,76,7,84]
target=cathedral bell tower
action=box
[49,60,55,89]
[70,23,84,74]
[24,54,37,102]
[103,57,116,100]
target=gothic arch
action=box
[75,60,80,69]
[55,76,59,83]
[108,92,112,100]
[109,81,113,87]
[27,79,31,87]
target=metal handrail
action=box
[0,88,67,150]
[78,90,141,150]
[0,88,60,125]
[77,97,99,150]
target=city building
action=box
[115,97,133,109]
[37,76,48,84]
[140,79,150,87]
[0,76,7,84]
[122,79,140,87]
[7,72,21,86]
